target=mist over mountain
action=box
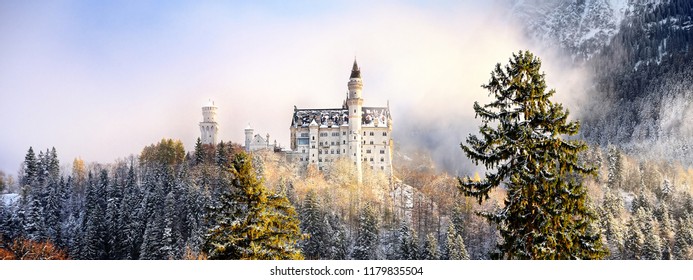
[504,0,693,166]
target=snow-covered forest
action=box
[0,139,483,260]
[2,135,693,259]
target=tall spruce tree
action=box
[672,216,693,260]
[204,152,303,260]
[624,215,645,259]
[300,189,329,259]
[397,223,416,260]
[194,137,205,165]
[119,164,143,260]
[352,203,379,260]
[458,51,606,259]
[20,147,38,190]
[444,223,469,260]
[422,233,440,260]
[82,171,108,259]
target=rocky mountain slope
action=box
[509,0,693,164]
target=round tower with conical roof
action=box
[347,59,364,183]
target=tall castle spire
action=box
[350,59,361,79]
[347,59,363,184]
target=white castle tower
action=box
[347,59,364,183]
[200,100,219,145]
[244,124,254,152]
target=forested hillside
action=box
[510,0,693,164]
[0,140,503,260]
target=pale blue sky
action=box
[1,0,571,177]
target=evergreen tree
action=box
[105,173,123,259]
[119,164,143,260]
[44,178,63,244]
[82,170,108,259]
[458,51,606,259]
[22,194,45,241]
[139,167,169,260]
[623,215,645,259]
[63,212,82,259]
[352,203,379,260]
[204,152,303,260]
[601,188,625,259]
[215,141,228,168]
[194,137,205,165]
[329,214,349,260]
[641,211,663,260]
[46,147,60,182]
[397,223,416,260]
[160,191,180,259]
[182,180,206,258]
[20,147,38,189]
[444,223,469,260]
[606,146,623,189]
[657,202,675,250]
[454,235,470,260]
[672,216,693,260]
[422,233,440,260]
[443,223,456,260]
[300,189,329,259]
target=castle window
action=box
[366,150,371,154]
[381,166,384,170]
[363,131,366,136]
[370,158,374,162]
[380,150,385,154]
[331,150,334,154]
[343,140,346,144]
[383,132,387,136]
[301,133,309,137]
[319,150,322,154]
[369,132,374,136]
[343,149,345,153]
[370,141,374,145]
[311,145,315,148]
[312,136,315,140]
[381,158,384,162]
[342,132,346,136]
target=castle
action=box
[285,60,393,183]
[199,60,393,183]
